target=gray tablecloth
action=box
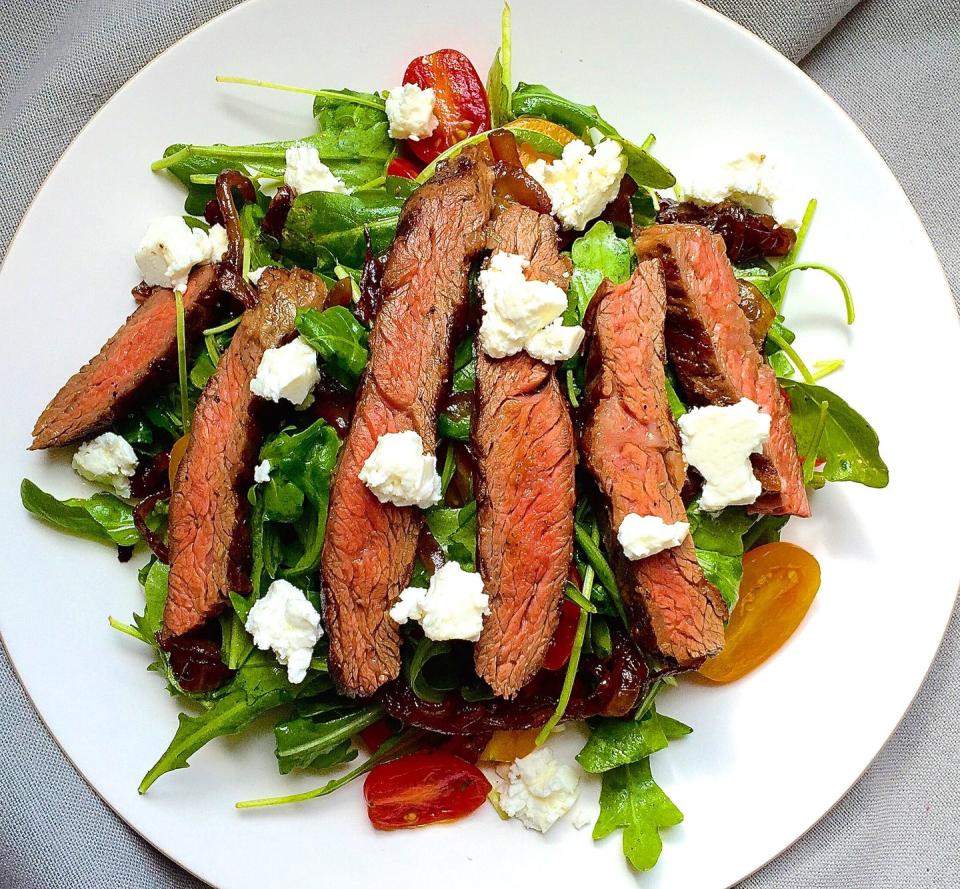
[1,2,957,886]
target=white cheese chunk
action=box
[248,265,269,285]
[358,430,441,509]
[134,216,226,292]
[390,561,490,642]
[245,579,323,684]
[385,83,438,141]
[478,251,584,363]
[249,337,320,406]
[500,747,581,833]
[617,513,690,560]
[284,143,349,195]
[253,460,271,484]
[526,138,626,231]
[72,432,139,498]
[678,398,772,512]
[571,804,595,831]
[680,152,804,229]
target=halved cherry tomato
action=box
[386,156,422,180]
[699,542,821,684]
[358,719,395,754]
[363,752,491,830]
[543,598,582,671]
[168,433,191,489]
[480,728,540,763]
[402,49,491,163]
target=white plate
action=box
[1,1,957,886]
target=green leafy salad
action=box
[21,4,887,875]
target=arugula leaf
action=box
[140,649,326,792]
[741,514,791,551]
[564,221,632,324]
[424,501,478,570]
[593,758,684,872]
[781,380,889,488]
[21,479,139,548]
[282,190,403,272]
[252,420,342,587]
[405,639,459,703]
[451,336,477,393]
[510,82,675,188]
[687,505,757,611]
[486,2,513,126]
[578,709,677,773]
[274,703,381,774]
[296,306,369,389]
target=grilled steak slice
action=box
[163,268,326,636]
[322,150,495,697]
[635,224,810,517]
[31,264,219,450]
[581,262,726,666]
[473,204,576,698]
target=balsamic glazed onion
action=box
[487,128,552,215]
[214,170,258,308]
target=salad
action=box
[21,5,888,874]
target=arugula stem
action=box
[536,527,597,745]
[174,290,190,433]
[205,333,221,366]
[767,327,815,384]
[812,358,845,382]
[439,442,457,496]
[563,580,597,613]
[354,175,387,192]
[767,261,855,324]
[203,316,242,336]
[236,730,419,809]
[501,2,512,112]
[215,76,386,110]
[565,368,580,407]
[574,522,628,626]
[802,400,830,485]
[108,616,146,641]
[777,198,816,304]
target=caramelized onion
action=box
[488,128,523,167]
[262,185,296,240]
[214,170,258,308]
[357,227,387,324]
[159,632,233,693]
[133,491,169,563]
[379,631,648,733]
[737,279,777,348]
[492,162,552,215]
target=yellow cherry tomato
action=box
[508,117,578,166]
[168,433,191,489]
[699,543,821,684]
[480,728,540,763]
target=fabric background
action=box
[0,1,957,886]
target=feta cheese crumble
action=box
[248,266,269,285]
[72,432,139,498]
[385,83,438,141]
[358,430,442,509]
[678,398,772,512]
[526,139,626,231]
[135,217,228,292]
[390,561,490,642]
[249,337,321,406]
[245,579,323,684]
[478,251,584,363]
[253,460,271,484]
[680,152,804,229]
[283,144,349,195]
[500,747,581,833]
[617,513,690,560]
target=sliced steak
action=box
[321,150,495,697]
[581,262,727,666]
[635,224,810,517]
[163,268,327,637]
[473,204,576,698]
[31,264,219,450]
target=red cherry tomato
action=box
[402,49,491,163]
[386,156,422,180]
[363,753,491,830]
[543,598,582,671]
[358,719,395,754]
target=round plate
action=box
[1,1,956,886]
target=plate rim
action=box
[0,1,956,887]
